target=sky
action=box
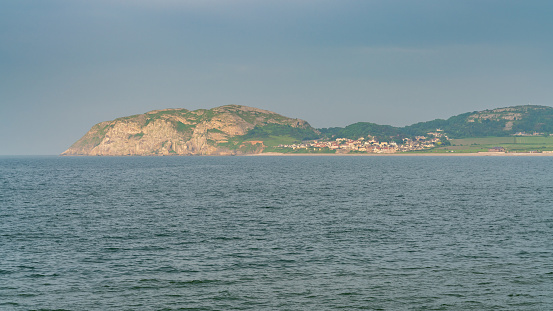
[1,0,553,155]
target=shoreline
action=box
[56,152,553,157]
[249,152,553,157]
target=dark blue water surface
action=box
[1,156,553,310]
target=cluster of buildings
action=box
[278,130,448,153]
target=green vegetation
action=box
[242,124,319,141]
[320,122,402,141]
[128,132,144,139]
[148,109,189,118]
[193,109,216,122]
[429,136,553,153]
[237,142,264,153]
[234,110,259,124]
[215,140,239,150]
[215,124,319,152]
[219,105,290,124]
[73,123,113,149]
[320,105,553,141]
[403,113,511,138]
[404,106,553,138]
[207,128,225,134]
[174,121,194,134]
[144,109,189,126]
[512,108,553,133]
[217,135,300,150]
[116,114,142,121]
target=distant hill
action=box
[321,105,553,140]
[319,122,402,142]
[62,105,317,156]
[63,104,553,155]
[404,105,553,138]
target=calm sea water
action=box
[1,156,552,310]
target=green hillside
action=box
[403,105,553,138]
[321,105,553,141]
[319,122,402,142]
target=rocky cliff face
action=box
[62,105,314,156]
[462,105,553,135]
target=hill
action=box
[62,105,318,156]
[404,105,553,138]
[320,105,553,140]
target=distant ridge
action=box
[320,105,553,140]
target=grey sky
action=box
[1,0,553,154]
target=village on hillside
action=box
[278,130,448,153]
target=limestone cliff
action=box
[62,105,316,156]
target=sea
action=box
[1,155,552,310]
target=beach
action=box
[250,152,553,156]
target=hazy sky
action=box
[2,0,553,155]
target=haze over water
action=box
[1,156,552,310]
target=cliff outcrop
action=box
[62,105,315,156]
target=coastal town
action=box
[277,130,449,153]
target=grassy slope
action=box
[219,124,319,151]
[423,136,553,153]
[321,106,553,140]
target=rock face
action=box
[62,105,314,156]
[460,105,553,136]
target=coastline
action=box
[250,152,553,157]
